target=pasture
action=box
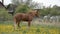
[0,8,60,34]
[0,0,60,34]
[0,20,60,34]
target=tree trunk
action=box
[2,0,4,4]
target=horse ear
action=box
[34,10,37,12]
[35,10,38,13]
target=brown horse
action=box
[13,10,39,29]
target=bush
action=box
[0,8,13,21]
[15,4,31,13]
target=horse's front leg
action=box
[14,22,17,30]
[14,18,17,30]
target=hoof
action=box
[27,27,30,30]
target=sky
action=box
[0,0,60,7]
[33,0,60,7]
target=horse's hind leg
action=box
[28,21,31,29]
[17,21,21,28]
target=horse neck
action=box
[28,13,35,17]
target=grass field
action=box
[0,21,60,34]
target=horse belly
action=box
[22,18,29,21]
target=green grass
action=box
[0,21,60,34]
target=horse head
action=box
[28,10,39,17]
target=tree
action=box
[11,0,20,5]
[40,5,60,16]
[50,5,60,16]
[15,4,31,13]
[2,0,4,4]
[12,0,41,13]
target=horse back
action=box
[14,13,33,21]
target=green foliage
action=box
[12,0,39,14]
[40,8,50,16]
[36,28,40,32]
[0,8,13,21]
[15,4,31,13]
[50,6,60,16]
[11,0,20,5]
[23,30,27,34]
[39,5,60,16]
